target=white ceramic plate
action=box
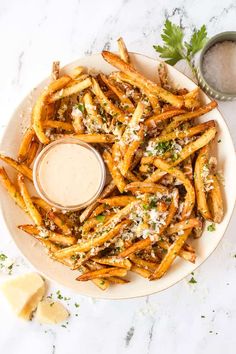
[0,53,235,299]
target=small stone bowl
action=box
[197,31,236,101]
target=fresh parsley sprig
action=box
[153,20,208,75]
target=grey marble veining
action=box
[0,0,236,353]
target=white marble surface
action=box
[0,0,236,353]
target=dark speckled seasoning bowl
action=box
[197,31,236,101]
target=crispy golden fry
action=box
[53,219,131,258]
[117,37,130,63]
[129,255,159,271]
[90,204,108,218]
[103,150,126,193]
[100,74,134,113]
[171,126,216,167]
[32,197,72,235]
[183,88,201,110]
[92,77,126,123]
[79,180,116,223]
[43,120,74,131]
[119,238,151,258]
[0,154,33,180]
[71,112,85,134]
[208,175,223,223]
[108,276,129,284]
[145,109,186,128]
[18,128,36,163]
[125,170,141,182]
[125,181,168,194]
[111,71,161,113]
[0,167,26,211]
[152,120,215,143]
[26,140,39,166]
[48,77,92,103]
[102,51,184,108]
[99,196,136,207]
[166,218,201,235]
[80,264,110,290]
[120,126,144,176]
[158,240,196,263]
[158,62,170,89]
[81,214,113,234]
[83,91,103,128]
[93,256,132,269]
[153,158,195,220]
[77,267,127,281]
[131,264,152,278]
[73,133,115,143]
[194,146,212,220]
[51,61,60,81]
[150,229,192,280]
[32,76,71,144]
[17,174,43,226]
[69,66,84,79]
[18,224,77,247]
[161,101,217,135]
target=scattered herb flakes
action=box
[234,254,236,258]
[50,302,55,307]
[74,303,80,308]
[0,253,7,261]
[76,103,85,113]
[201,315,205,318]
[209,330,213,334]
[218,139,221,143]
[56,290,63,300]
[189,277,197,284]
[61,324,67,328]
[96,215,105,222]
[207,223,216,232]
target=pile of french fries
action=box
[0,38,224,290]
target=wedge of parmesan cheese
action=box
[0,272,45,320]
[35,299,69,324]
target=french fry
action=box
[80,264,110,290]
[32,197,72,235]
[43,120,74,132]
[17,174,43,226]
[160,101,217,135]
[0,154,33,180]
[26,140,39,166]
[73,133,115,143]
[48,77,92,103]
[131,264,152,278]
[79,180,116,223]
[194,146,212,220]
[53,219,131,258]
[103,150,126,193]
[153,158,195,220]
[117,37,130,63]
[92,77,126,123]
[119,238,151,258]
[166,218,201,235]
[0,167,26,211]
[18,128,36,163]
[110,71,161,113]
[125,181,168,194]
[76,267,127,281]
[150,229,192,280]
[32,75,71,144]
[51,61,60,81]
[158,240,196,263]
[92,256,132,269]
[129,255,159,271]
[208,175,223,223]
[90,204,108,218]
[83,91,103,128]
[18,224,77,247]
[151,120,215,143]
[102,51,184,108]
[183,88,201,110]
[100,74,134,113]
[99,196,136,207]
[125,170,141,182]
[145,109,186,128]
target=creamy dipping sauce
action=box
[35,142,104,208]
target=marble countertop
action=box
[0,0,236,353]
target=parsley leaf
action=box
[189,277,197,284]
[76,103,85,114]
[0,254,7,261]
[154,20,208,74]
[96,215,105,222]
[207,223,216,232]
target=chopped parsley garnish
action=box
[96,215,105,222]
[189,277,197,284]
[218,139,221,143]
[56,290,63,300]
[154,141,174,155]
[74,303,80,308]
[0,254,7,261]
[76,103,85,113]
[207,223,216,232]
[201,315,205,318]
